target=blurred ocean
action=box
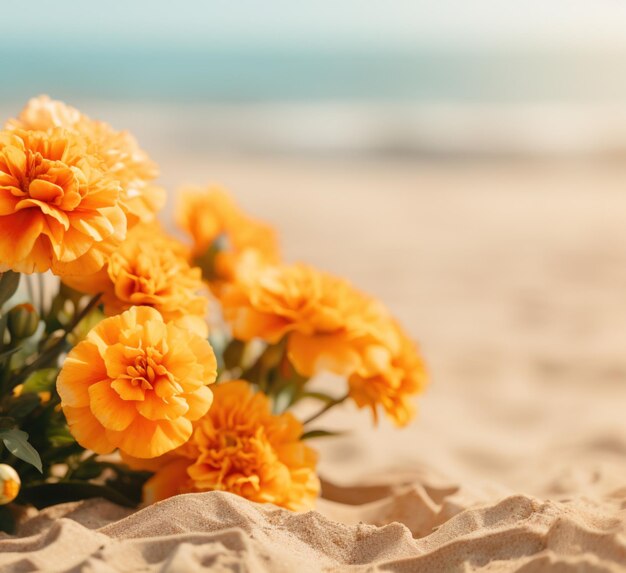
[3,44,626,158]
[3,44,626,103]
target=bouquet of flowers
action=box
[0,96,427,532]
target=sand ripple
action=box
[0,485,624,572]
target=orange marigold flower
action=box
[176,186,279,286]
[0,128,126,275]
[57,306,217,458]
[124,381,320,511]
[63,224,208,337]
[220,262,393,378]
[349,323,428,427]
[221,263,428,425]
[8,95,165,225]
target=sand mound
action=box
[1,484,625,572]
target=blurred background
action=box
[4,0,626,158]
[2,0,626,489]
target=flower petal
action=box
[63,405,116,454]
[88,380,137,431]
[287,331,362,377]
[0,192,19,215]
[56,340,107,407]
[136,392,189,421]
[28,179,64,202]
[181,385,213,421]
[0,210,45,268]
[142,458,192,504]
[107,417,192,459]
[1,145,26,180]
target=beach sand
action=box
[2,156,626,571]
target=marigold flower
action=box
[0,464,20,505]
[220,262,393,377]
[63,224,208,337]
[57,306,217,458]
[0,128,126,275]
[176,186,279,286]
[124,381,320,510]
[221,263,428,425]
[348,323,428,426]
[8,95,165,225]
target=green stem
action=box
[303,392,349,425]
[9,293,101,389]
[25,275,35,306]
[37,273,46,317]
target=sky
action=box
[3,1,626,104]
[4,0,626,51]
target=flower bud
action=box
[0,465,20,504]
[7,303,40,340]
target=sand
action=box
[2,156,626,571]
[2,490,624,572]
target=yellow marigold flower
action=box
[63,224,208,337]
[0,128,126,275]
[8,95,165,226]
[221,263,428,425]
[57,306,217,458]
[349,323,428,427]
[124,381,320,511]
[176,186,279,286]
[220,262,392,377]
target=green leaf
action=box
[6,393,41,419]
[301,429,345,440]
[19,481,137,509]
[0,429,43,473]
[22,368,58,394]
[0,272,20,307]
